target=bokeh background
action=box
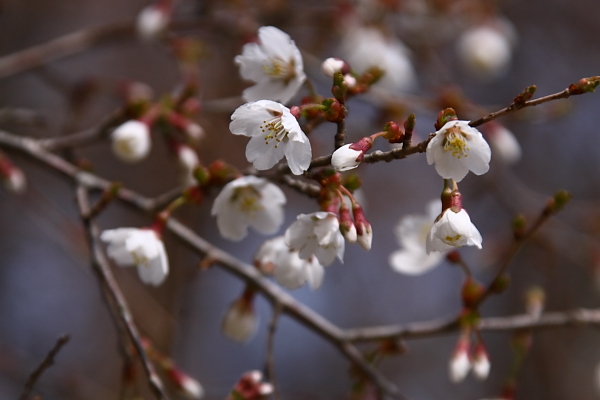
[1,0,600,399]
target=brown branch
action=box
[76,186,172,400]
[19,335,70,400]
[0,21,135,79]
[265,304,283,400]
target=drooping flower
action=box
[111,120,151,163]
[100,228,169,286]
[426,120,491,182]
[212,175,286,241]
[177,145,200,187]
[426,207,482,254]
[235,26,306,104]
[341,25,416,92]
[284,212,345,266]
[389,200,446,275]
[331,136,374,172]
[222,290,258,343]
[255,236,325,290]
[230,100,311,175]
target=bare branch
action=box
[19,335,70,400]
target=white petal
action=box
[389,249,444,275]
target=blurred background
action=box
[1,0,600,399]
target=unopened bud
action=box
[512,214,527,239]
[489,273,511,294]
[462,277,485,308]
[322,98,346,123]
[513,85,537,107]
[321,57,349,77]
[472,342,491,380]
[569,76,600,94]
[449,334,471,383]
[383,121,404,143]
[435,108,458,131]
[222,289,258,343]
[339,201,357,243]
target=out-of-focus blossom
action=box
[449,335,472,383]
[235,26,305,104]
[472,343,491,380]
[177,145,200,187]
[230,100,311,175]
[389,200,445,275]
[332,144,363,172]
[342,26,416,92]
[285,212,345,266]
[484,122,521,164]
[136,3,170,39]
[426,120,491,182]
[111,120,151,163]
[100,228,169,286]
[211,175,286,241]
[222,292,258,343]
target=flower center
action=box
[260,112,289,149]
[231,186,264,216]
[443,127,470,158]
[132,249,151,267]
[263,58,297,84]
[444,234,463,244]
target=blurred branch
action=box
[76,186,172,400]
[19,335,70,400]
[265,304,283,400]
[0,21,135,79]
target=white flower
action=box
[450,348,472,383]
[426,208,482,254]
[284,212,345,266]
[472,346,491,380]
[234,26,305,104]
[230,100,311,175]
[321,57,345,77]
[212,176,286,241]
[222,297,258,343]
[100,228,169,286]
[426,120,491,182]
[485,122,521,164]
[178,145,200,187]
[111,120,151,163]
[169,368,205,399]
[389,200,445,275]
[342,26,416,92]
[136,4,170,39]
[256,236,325,290]
[331,144,363,172]
[457,26,513,80]
[4,167,26,194]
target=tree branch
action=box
[19,335,70,400]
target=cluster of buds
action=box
[449,330,491,383]
[226,370,273,400]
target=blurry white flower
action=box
[222,294,258,343]
[168,368,205,399]
[457,25,514,80]
[332,144,362,171]
[212,176,286,241]
[285,212,345,266]
[450,336,472,383]
[3,167,26,194]
[342,26,416,92]
[426,120,491,182]
[100,228,169,286]
[343,74,357,89]
[230,100,311,175]
[235,26,306,104]
[472,344,491,381]
[178,145,200,187]
[111,120,151,163]
[389,200,445,275]
[136,4,170,39]
[484,122,521,164]
[426,208,482,254]
[256,236,325,290]
[321,57,345,77]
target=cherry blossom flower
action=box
[484,122,521,164]
[450,335,472,383]
[222,292,258,343]
[389,200,445,275]
[341,25,416,92]
[321,57,346,77]
[426,207,482,254]
[136,3,170,39]
[4,168,26,194]
[426,120,491,182]
[255,236,325,290]
[235,26,305,104]
[332,144,362,172]
[212,175,286,241]
[111,120,151,163]
[284,212,344,266]
[457,24,515,80]
[230,100,311,175]
[100,228,169,286]
[177,145,200,187]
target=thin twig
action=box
[19,335,71,400]
[76,186,172,400]
[266,303,283,400]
